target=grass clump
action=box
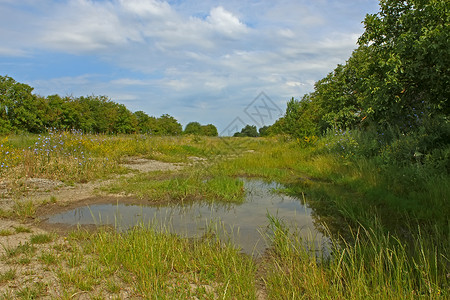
[39,251,59,265]
[15,281,47,299]
[12,199,36,219]
[0,229,13,236]
[2,242,36,259]
[14,226,32,233]
[30,233,54,244]
[0,269,16,283]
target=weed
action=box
[39,251,58,265]
[15,282,47,299]
[106,279,121,294]
[3,242,36,258]
[14,226,32,233]
[30,233,54,244]
[0,229,13,236]
[0,269,16,283]
[18,257,31,265]
[12,199,36,219]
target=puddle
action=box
[45,179,329,256]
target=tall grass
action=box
[87,224,257,298]
[265,216,448,299]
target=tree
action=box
[134,111,152,133]
[158,114,182,135]
[201,124,218,136]
[259,126,270,137]
[0,75,43,132]
[184,122,202,135]
[358,0,449,131]
[234,125,259,137]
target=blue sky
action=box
[0,0,380,133]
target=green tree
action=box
[258,126,270,137]
[184,122,202,135]
[134,111,152,133]
[157,114,182,136]
[0,75,43,132]
[234,125,259,137]
[358,0,449,130]
[201,124,218,136]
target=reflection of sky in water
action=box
[46,179,329,256]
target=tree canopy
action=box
[0,75,184,135]
[184,122,218,136]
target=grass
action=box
[0,133,448,299]
[14,226,32,233]
[106,171,245,203]
[15,282,47,299]
[2,242,36,259]
[12,199,36,219]
[0,269,16,284]
[0,229,13,236]
[30,233,54,244]
[264,216,448,299]
[87,224,257,298]
[39,251,59,265]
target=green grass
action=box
[88,225,257,298]
[30,233,54,244]
[0,229,13,236]
[12,199,36,219]
[106,170,245,203]
[2,242,36,259]
[14,226,32,233]
[0,269,16,284]
[39,251,59,265]
[15,282,47,299]
[264,216,448,299]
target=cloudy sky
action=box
[0,0,379,133]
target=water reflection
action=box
[46,179,329,256]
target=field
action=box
[0,132,448,299]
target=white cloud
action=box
[206,6,248,36]
[120,0,173,18]
[40,0,142,52]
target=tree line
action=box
[0,75,218,136]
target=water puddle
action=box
[46,179,328,256]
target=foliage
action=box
[0,76,44,133]
[184,121,202,135]
[233,125,259,137]
[267,0,449,169]
[358,0,449,129]
[184,122,218,136]
[0,75,187,136]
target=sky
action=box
[0,0,380,134]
